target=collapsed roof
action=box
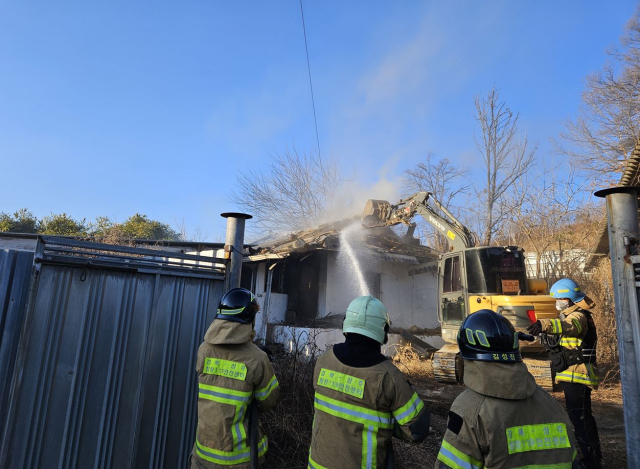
[247,216,439,264]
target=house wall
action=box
[253,262,289,341]
[323,251,439,331]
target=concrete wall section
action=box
[323,251,439,330]
[266,293,288,324]
[379,261,439,330]
[254,263,267,294]
[323,251,362,318]
[253,263,288,341]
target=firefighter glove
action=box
[526,320,542,336]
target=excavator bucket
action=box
[362,199,392,227]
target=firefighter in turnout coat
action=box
[436,309,578,469]
[308,296,431,469]
[527,278,602,468]
[191,288,280,469]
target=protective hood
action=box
[203,319,255,345]
[463,360,537,400]
[575,295,596,311]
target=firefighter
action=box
[527,278,602,468]
[436,309,578,469]
[191,288,280,469]
[308,295,430,469]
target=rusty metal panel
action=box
[0,249,34,441]
[0,249,224,469]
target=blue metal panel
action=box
[0,249,34,446]
[0,253,224,468]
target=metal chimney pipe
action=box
[594,186,640,466]
[221,212,252,291]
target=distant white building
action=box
[524,249,588,280]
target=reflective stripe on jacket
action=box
[309,348,429,469]
[540,301,599,388]
[192,320,280,469]
[436,361,578,469]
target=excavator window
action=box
[443,256,462,293]
[464,248,527,295]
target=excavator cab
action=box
[361,194,558,390]
[439,246,531,342]
[435,246,556,388]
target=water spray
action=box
[339,224,370,297]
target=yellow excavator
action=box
[362,192,558,390]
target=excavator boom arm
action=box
[362,191,474,251]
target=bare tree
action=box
[558,12,640,186]
[474,87,537,245]
[404,153,470,251]
[232,148,344,234]
[506,164,592,280]
[175,218,210,243]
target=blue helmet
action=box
[549,278,585,303]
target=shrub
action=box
[262,332,320,469]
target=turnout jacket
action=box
[436,361,578,469]
[539,297,599,388]
[308,348,429,469]
[191,320,280,469]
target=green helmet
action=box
[343,296,390,345]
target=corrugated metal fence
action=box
[0,237,226,469]
[0,249,35,435]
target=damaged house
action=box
[0,219,445,354]
[241,217,444,352]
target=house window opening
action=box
[267,263,288,294]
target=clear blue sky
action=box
[0,2,637,240]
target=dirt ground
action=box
[393,366,628,469]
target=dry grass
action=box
[391,344,434,386]
[573,260,619,370]
[594,370,623,404]
[261,335,319,469]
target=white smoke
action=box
[319,166,404,226]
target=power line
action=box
[299,0,321,157]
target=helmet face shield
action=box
[457,309,522,363]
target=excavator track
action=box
[432,344,463,384]
[432,344,554,391]
[522,357,554,391]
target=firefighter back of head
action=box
[342,295,390,344]
[458,309,522,363]
[436,309,578,469]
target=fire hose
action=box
[385,442,395,468]
[249,344,273,469]
[249,400,260,469]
